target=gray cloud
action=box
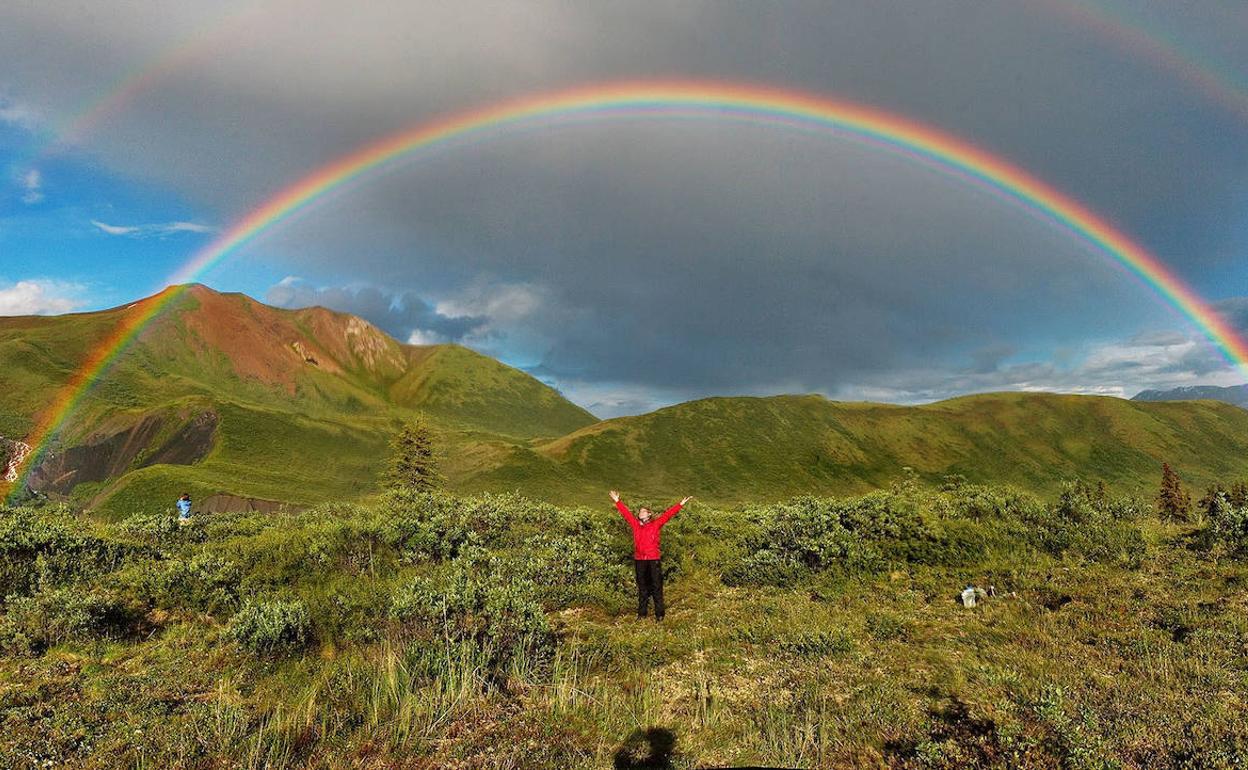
[1,1,1245,409]
[1216,297,1248,335]
[833,328,1244,405]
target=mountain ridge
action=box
[1132,383,1248,409]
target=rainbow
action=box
[1044,0,1248,124]
[9,5,262,198]
[8,80,1247,500]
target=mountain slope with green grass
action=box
[472,392,1248,505]
[0,285,596,512]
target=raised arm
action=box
[610,489,638,527]
[654,496,693,526]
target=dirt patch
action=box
[28,411,217,496]
[197,493,302,514]
[177,285,345,391]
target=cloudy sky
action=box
[2,0,1246,416]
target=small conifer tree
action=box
[1198,484,1226,524]
[385,416,441,492]
[1229,481,1248,509]
[1157,462,1191,522]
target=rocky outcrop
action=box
[2,438,32,482]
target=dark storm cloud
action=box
[265,279,485,343]
[1,1,1244,408]
[1216,297,1248,335]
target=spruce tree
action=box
[385,417,441,492]
[1157,462,1191,522]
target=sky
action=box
[1,0,1246,417]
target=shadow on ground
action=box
[613,727,798,770]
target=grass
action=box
[516,392,1248,506]
[3,482,1248,767]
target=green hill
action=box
[470,392,1248,505]
[0,285,595,513]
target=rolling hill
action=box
[3,284,1247,511]
[470,391,1248,505]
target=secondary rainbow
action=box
[9,5,262,198]
[10,80,1247,499]
[1045,0,1248,123]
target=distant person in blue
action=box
[176,493,192,524]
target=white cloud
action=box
[0,280,85,316]
[90,219,138,235]
[435,282,543,325]
[90,219,213,238]
[20,169,42,204]
[406,329,448,346]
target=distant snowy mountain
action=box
[1132,384,1248,408]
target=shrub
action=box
[1028,483,1147,566]
[0,584,148,655]
[138,552,242,614]
[721,548,807,588]
[390,566,552,676]
[0,506,136,601]
[515,531,630,609]
[118,509,195,545]
[381,490,512,562]
[1207,493,1248,557]
[315,577,392,643]
[227,599,312,654]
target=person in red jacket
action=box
[610,489,693,621]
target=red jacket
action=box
[616,500,682,560]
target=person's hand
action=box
[609,490,620,503]
[680,496,694,506]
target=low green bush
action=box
[1206,493,1248,557]
[380,490,514,562]
[723,483,1146,586]
[0,584,148,655]
[390,565,552,675]
[0,506,137,602]
[227,598,312,654]
[136,551,242,614]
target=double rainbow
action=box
[8,81,1246,500]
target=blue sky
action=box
[2,1,1246,416]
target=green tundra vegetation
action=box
[3,476,1248,768]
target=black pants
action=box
[634,558,665,619]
